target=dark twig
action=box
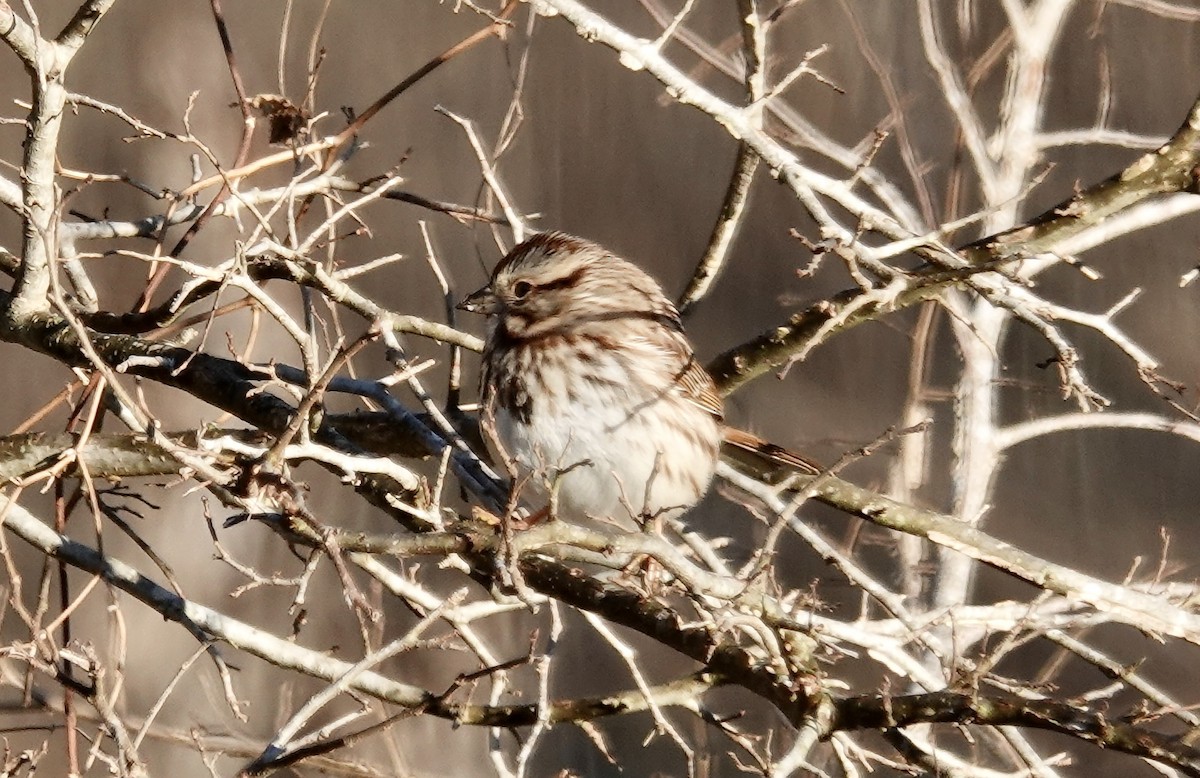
[678,0,766,314]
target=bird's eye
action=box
[512,280,533,299]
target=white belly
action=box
[495,381,718,526]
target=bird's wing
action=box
[677,356,724,421]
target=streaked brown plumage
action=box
[460,232,817,527]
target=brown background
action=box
[0,1,1197,775]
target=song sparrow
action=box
[460,232,817,528]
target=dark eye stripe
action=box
[532,266,588,294]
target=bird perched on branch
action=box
[460,232,818,528]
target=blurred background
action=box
[0,1,1198,775]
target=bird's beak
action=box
[457,285,500,315]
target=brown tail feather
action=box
[721,426,822,475]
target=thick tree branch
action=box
[721,463,1200,645]
[833,691,1200,776]
[55,0,116,55]
[0,3,43,71]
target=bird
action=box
[459,231,818,529]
